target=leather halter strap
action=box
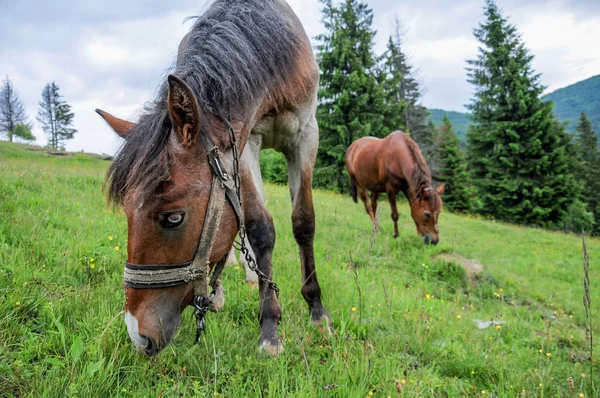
[123,132,243,297]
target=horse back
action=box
[346,132,413,193]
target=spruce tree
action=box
[378,23,408,136]
[466,0,577,226]
[0,77,29,143]
[315,0,385,192]
[37,82,76,150]
[574,112,600,234]
[437,114,472,212]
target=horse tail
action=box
[349,176,358,203]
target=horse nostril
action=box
[142,335,159,356]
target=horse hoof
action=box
[393,233,398,239]
[258,339,283,356]
[312,314,333,336]
[208,286,225,312]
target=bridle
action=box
[122,118,279,343]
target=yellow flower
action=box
[15,301,20,306]
[90,258,95,262]
[351,307,357,312]
[471,371,475,375]
[457,315,461,319]
[496,325,501,330]
[109,236,114,241]
[581,373,585,378]
[115,246,120,251]
[539,383,543,387]
[578,394,585,398]
[425,294,431,300]
[545,353,551,357]
[481,390,486,395]
[234,266,239,270]
[90,264,95,269]
[368,392,373,397]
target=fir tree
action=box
[437,114,472,212]
[574,112,600,234]
[315,0,385,192]
[37,82,76,149]
[0,77,29,143]
[377,21,408,136]
[466,0,577,227]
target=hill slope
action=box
[1,141,598,397]
[427,108,471,141]
[427,74,600,142]
[543,74,600,134]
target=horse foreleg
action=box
[370,192,381,232]
[286,117,330,331]
[241,137,282,355]
[386,187,400,238]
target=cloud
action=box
[0,0,598,155]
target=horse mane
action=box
[403,133,441,211]
[106,0,298,206]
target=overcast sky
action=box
[1,0,599,155]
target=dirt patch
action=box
[433,253,485,286]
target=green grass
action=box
[1,141,598,397]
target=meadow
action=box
[0,141,598,397]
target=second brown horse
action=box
[345,131,444,244]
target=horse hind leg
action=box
[370,192,381,232]
[386,187,400,238]
[285,116,330,332]
[357,184,377,228]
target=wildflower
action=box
[578,394,585,398]
[545,353,551,357]
[90,264,95,269]
[496,325,501,330]
[581,373,585,378]
[15,301,20,306]
[368,392,373,397]
[109,236,114,241]
[457,315,461,319]
[481,390,486,395]
[234,266,239,270]
[351,307,357,312]
[471,371,475,375]
[90,258,95,262]
[425,294,431,300]
[115,246,120,251]
[122,388,127,392]
[539,383,543,387]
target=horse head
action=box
[97,75,238,355]
[410,184,444,245]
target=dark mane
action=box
[404,134,441,210]
[106,0,299,205]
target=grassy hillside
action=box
[543,75,600,135]
[427,109,471,142]
[1,141,598,397]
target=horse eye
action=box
[160,212,185,228]
[424,211,432,219]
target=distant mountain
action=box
[542,74,600,135]
[426,74,600,142]
[427,109,471,142]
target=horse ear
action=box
[95,109,135,139]
[436,184,446,194]
[167,74,200,148]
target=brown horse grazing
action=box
[345,131,444,244]
[95,0,328,356]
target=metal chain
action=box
[226,121,280,297]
